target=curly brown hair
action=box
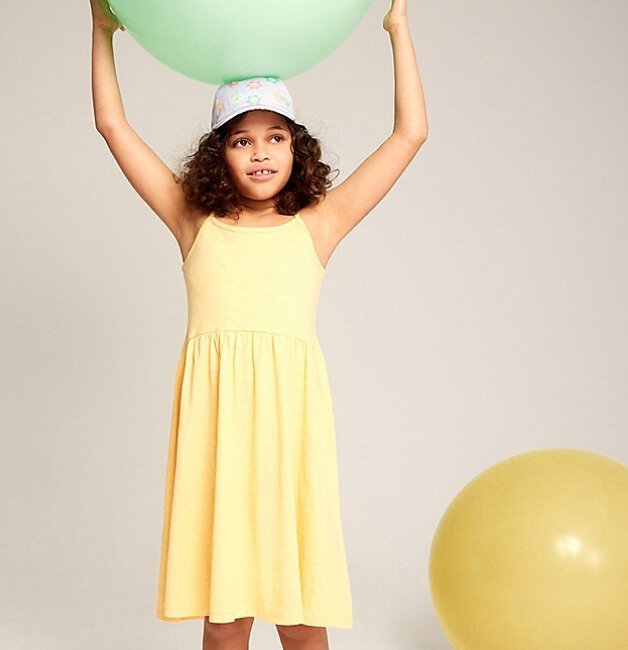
[174,113,339,220]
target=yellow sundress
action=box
[156,212,353,628]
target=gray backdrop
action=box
[2,1,627,648]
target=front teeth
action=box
[252,170,273,176]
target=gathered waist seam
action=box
[184,328,320,348]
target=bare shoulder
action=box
[299,193,347,271]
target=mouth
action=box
[247,169,277,177]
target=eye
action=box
[232,134,285,148]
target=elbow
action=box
[413,120,429,145]
[393,129,428,148]
[413,130,428,146]
[95,121,113,137]
[96,118,127,137]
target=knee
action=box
[276,623,327,642]
[203,616,254,642]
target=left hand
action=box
[383,0,408,33]
[90,0,125,33]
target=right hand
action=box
[90,0,125,33]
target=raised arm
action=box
[90,0,126,129]
[89,0,193,249]
[321,0,428,241]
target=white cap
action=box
[211,76,296,131]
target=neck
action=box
[237,196,279,217]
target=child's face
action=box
[223,110,294,205]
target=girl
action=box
[90,0,427,648]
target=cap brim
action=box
[212,106,296,132]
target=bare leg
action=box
[276,624,329,650]
[202,616,255,650]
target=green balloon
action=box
[108,0,373,85]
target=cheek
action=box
[224,152,244,177]
[282,148,295,169]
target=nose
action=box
[251,145,270,161]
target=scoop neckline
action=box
[210,213,300,231]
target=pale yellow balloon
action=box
[429,449,628,650]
